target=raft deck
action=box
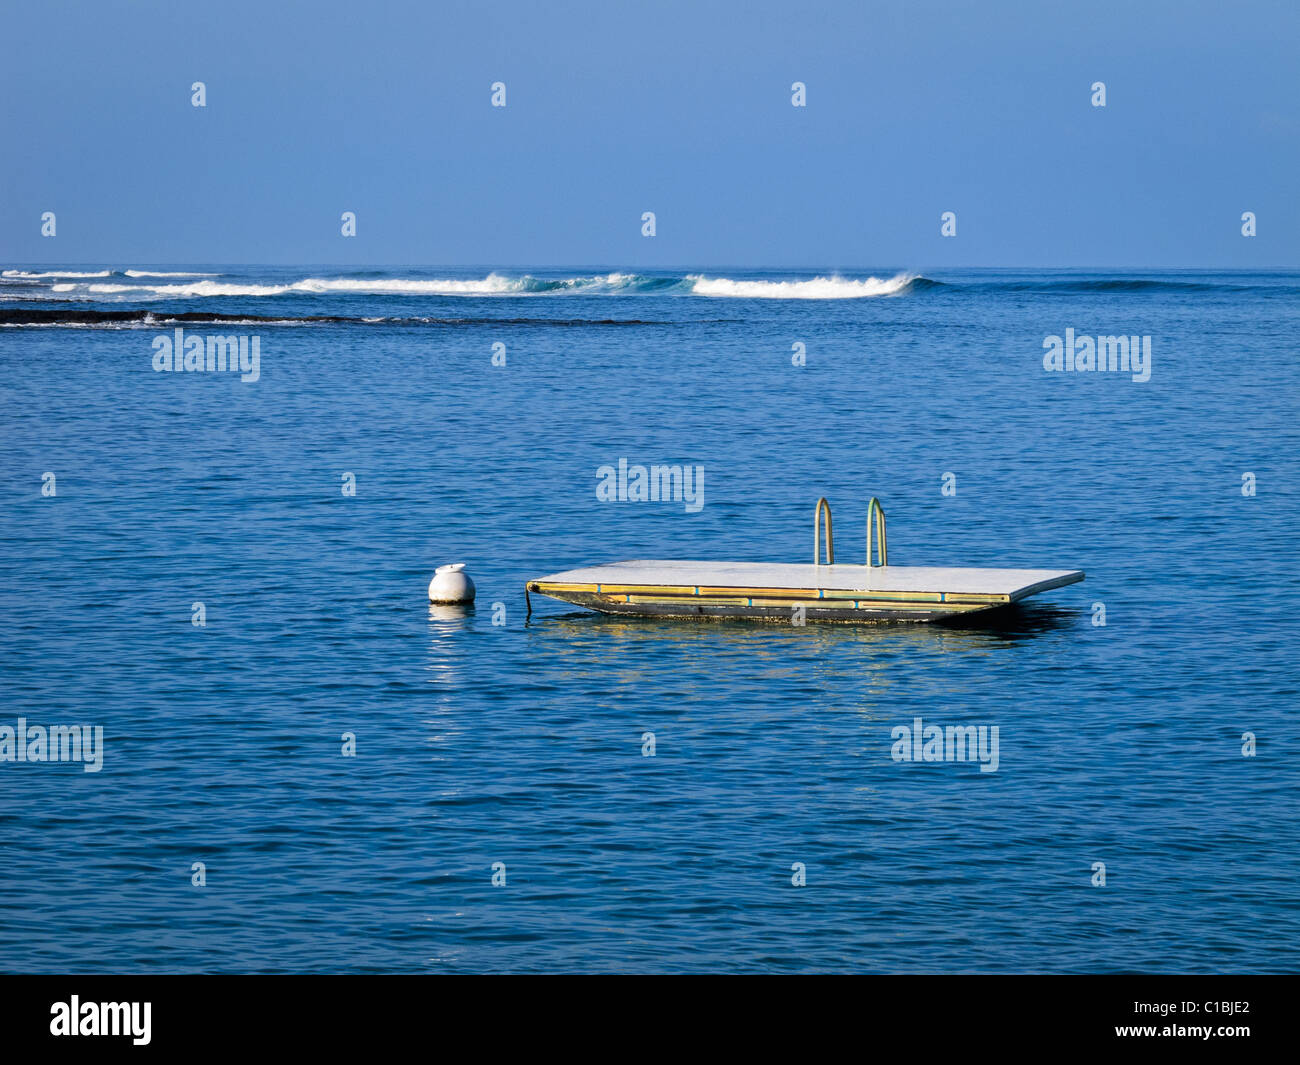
[527,560,1084,624]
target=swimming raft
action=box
[526,497,1083,624]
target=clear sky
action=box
[1,0,1296,268]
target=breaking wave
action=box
[4,268,219,281]
[8,269,1291,304]
[123,270,219,278]
[19,270,927,301]
[686,273,919,298]
[3,269,113,278]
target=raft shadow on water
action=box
[524,600,1080,650]
[931,601,1080,638]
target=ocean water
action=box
[1,266,1297,974]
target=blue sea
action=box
[1,266,1297,973]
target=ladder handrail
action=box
[813,497,834,566]
[866,496,888,568]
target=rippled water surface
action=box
[1,267,1297,972]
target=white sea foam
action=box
[686,273,918,298]
[3,269,112,278]
[289,274,530,295]
[123,270,219,278]
[49,274,533,298]
[53,281,290,297]
[35,271,924,300]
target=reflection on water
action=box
[422,599,1084,705]
[428,603,476,625]
[527,599,1077,649]
[933,601,1080,639]
[425,603,475,685]
[512,600,1081,712]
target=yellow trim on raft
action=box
[819,588,944,603]
[697,585,821,597]
[624,594,756,606]
[534,581,998,606]
[537,582,700,596]
[616,594,989,613]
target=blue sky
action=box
[1,0,1296,267]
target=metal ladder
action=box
[813,497,887,568]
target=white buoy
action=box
[428,563,476,604]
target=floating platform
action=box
[526,498,1083,624]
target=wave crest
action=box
[686,273,919,299]
[20,270,931,301]
[3,269,112,278]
